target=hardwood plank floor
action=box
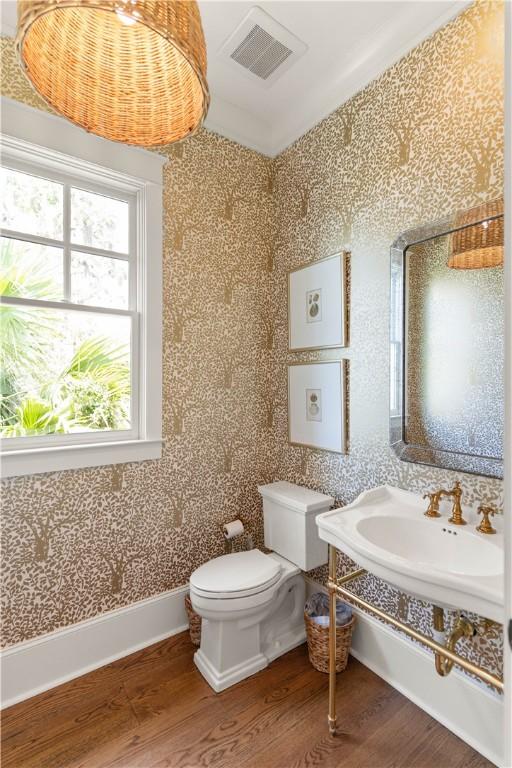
[1,632,492,768]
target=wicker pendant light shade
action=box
[448,197,504,269]
[16,0,209,147]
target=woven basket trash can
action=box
[304,593,355,674]
[185,594,201,647]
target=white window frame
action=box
[0,97,164,477]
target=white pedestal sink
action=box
[316,485,504,623]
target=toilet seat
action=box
[190,550,281,600]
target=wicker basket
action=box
[448,197,503,269]
[185,594,201,647]
[304,611,355,674]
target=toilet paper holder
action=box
[223,518,253,553]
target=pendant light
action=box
[448,197,503,269]
[16,0,209,147]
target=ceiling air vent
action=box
[219,6,308,88]
[230,24,292,80]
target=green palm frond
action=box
[61,336,130,398]
[1,238,130,435]
[1,237,62,394]
[1,237,61,300]
[0,397,72,437]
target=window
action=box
[1,164,134,441]
[1,97,164,477]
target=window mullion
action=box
[63,183,71,301]
[130,313,140,438]
[0,228,65,250]
[129,196,138,312]
[0,229,131,262]
[0,294,135,318]
[130,196,140,437]
[68,242,131,261]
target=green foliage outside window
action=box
[0,238,130,437]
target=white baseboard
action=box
[305,577,504,767]
[0,585,189,709]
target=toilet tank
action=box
[257,481,334,571]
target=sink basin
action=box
[316,485,504,623]
[357,516,501,577]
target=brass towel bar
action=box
[327,545,504,735]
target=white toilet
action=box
[189,481,334,692]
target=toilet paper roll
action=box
[223,519,244,540]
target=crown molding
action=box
[204,94,273,157]
[205,0,471,158]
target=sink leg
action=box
[328,544,337,736]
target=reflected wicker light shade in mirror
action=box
[16,0,209,147]
[448,197,503,269]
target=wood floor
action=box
[1,632,492,768]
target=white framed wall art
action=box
[288,252,346,351]
[288,360,346,453]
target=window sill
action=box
[1,439,163,479]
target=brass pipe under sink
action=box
[433,606,476,677]
[328,568,501,690]
[326,547,503,737]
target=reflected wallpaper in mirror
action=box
[390,199,504,479]
[405,235,504,463]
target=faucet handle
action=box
[476,504,497,535]
[423,491,441,518]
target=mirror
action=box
[390,199,504,479]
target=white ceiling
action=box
[200,0,470,156]
[1,0,470,157]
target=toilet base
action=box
[194,622,306,693]
[193,567,306,692]
[194,647,268,693]
[261,622,306,664]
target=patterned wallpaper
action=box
[270,0,504,680]
[0,38,274,646]
[0,0,505,682]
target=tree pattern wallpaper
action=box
[0,0,504,683]
[0,37,275,645]
[269,0,504,682]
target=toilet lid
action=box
[190,550,281,599]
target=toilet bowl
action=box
[191,550,305,691]
[189,481,334,692]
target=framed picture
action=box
[288,361,346,453]
[288,252,346,351]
